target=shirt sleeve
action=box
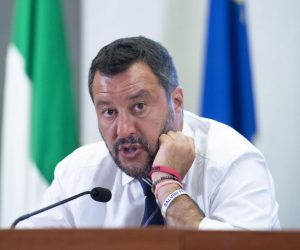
[199,217,237,230]
[199,152,280,230]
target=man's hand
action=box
[151,131,204,229]
[153,131,195,178]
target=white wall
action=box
[247,0,300,229]
[81,0,300,229]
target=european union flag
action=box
[201,0,256,141]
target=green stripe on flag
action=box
[12,0,78,183]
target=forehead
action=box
[92,62,165,101]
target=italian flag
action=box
[1,0,78,227]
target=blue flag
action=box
[201,0,256,141]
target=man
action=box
[20,36,280,229]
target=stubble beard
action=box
[102,108,175,179]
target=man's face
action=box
[92,62,183,178]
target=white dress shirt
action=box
[20,111,280,230]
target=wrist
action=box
[155,182,180,204]
[151,171,171,182]
[150,165,182,182]
[160,188,189,218]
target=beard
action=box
[103,108,175,179]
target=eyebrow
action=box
[95,89,152,107]
[126,89,151,101]
[95,100,111,107]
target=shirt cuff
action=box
[198,217,237,230]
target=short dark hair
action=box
[88,36,179,101]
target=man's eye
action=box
[103,109,116,117]
[135,103,144,111]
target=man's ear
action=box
[171,87,184,129]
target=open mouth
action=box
[119,144,141,153]
[117,144,142,159]
[122,146,138,153]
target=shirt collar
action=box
[122,171,135,186]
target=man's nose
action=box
[116,113,136,138]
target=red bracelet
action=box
[149,166,182,182]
